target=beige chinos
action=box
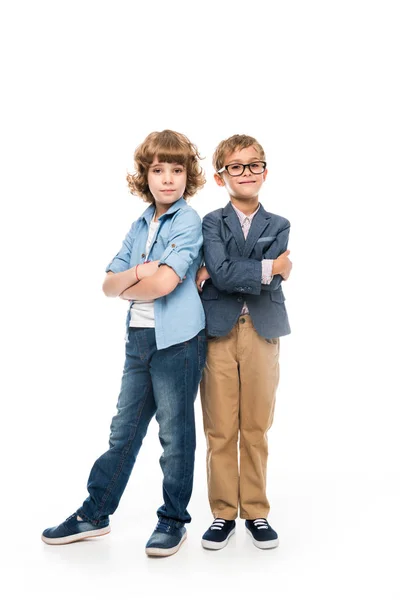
[200,314,280,520]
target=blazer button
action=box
[171,243,176,248]
[141,253,146,259]
[237,297,243,302]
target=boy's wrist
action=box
[272,258,280,276]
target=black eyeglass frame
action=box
[217,161,267,177]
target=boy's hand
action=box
[196,266,210,292]
[137,260,160,279]
[272,250,292,280]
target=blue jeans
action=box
[77,327,206,527]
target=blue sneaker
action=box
[41,513,110,545]
[245,518,279,549]
[201,518,236,550]
[145,518,187,557]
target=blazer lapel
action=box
[243,205,271,258]
[222,203,245,254]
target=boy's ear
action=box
[214,173,225,187]
[263,168,268,182]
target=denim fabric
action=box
[105,198,205,349]
[77,326,207,526]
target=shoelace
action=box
[252,518,269,530]
[210,518,227,530]
[155,519,170,533]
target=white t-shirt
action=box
[129,216,159,328]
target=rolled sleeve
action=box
[105,222,136,273]
[158,210,203,281]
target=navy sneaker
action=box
[201,518,236,550]
[245,518,279,549]
[41,513,110,545]
[145,518,187,557]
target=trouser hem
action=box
[76,509,109,527]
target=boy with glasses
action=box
[196,134,292,550]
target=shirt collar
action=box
[139,197,186,225]
[231,202,260,226]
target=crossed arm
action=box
[103,211,201,301]
[196,216,292,292]
[103,261,180,301]
[196,251,292,291]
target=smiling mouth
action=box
[160,189,175,192]
[238,181,256,184]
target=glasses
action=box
[217,161,267,177]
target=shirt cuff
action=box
[105,259,128,274]
[261,259,274,285]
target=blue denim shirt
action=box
[106,198,205,349]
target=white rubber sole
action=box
[145,530,187,557]
[246,528,279,549]
[41,526,111,545]
[201,527,235,550]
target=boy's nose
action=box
[163,170,173,184]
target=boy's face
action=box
[214,146,267,201]
[147,156,187,208]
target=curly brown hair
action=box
[126,130,206,204]
[212,134,266,172]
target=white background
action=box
[1,1,399,598]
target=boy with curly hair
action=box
[197,134,292,551]
[42,130,207,557]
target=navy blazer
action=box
[201,202,291,339]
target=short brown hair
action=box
[127,130,206,204]
[212,134,266,172]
